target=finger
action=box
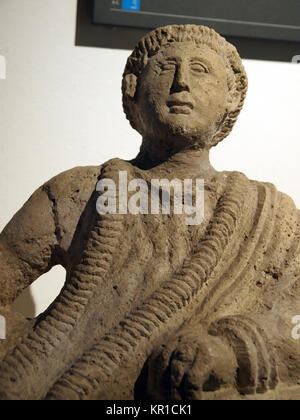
[181,344,211,400]
[147,344,175,397]
[183,370,202,400]
[170,359,185,394]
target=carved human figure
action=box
[0,25,299,400]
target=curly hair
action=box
[122,25,248,147]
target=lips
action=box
[167,100,194,114]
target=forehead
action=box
[152,41,225,66]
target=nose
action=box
[170,63,190,94]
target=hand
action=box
[147,325,237,400]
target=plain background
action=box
[0,0,299,317]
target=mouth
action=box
[167,100,194,115]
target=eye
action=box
[157,61,176,74]
[190,62,208,74]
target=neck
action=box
[130,136,216,177]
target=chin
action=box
[160,118,210,146]
[142,111,213,149]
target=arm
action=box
[0,185,58,308]
[0,186,58,361]
[0,164,101,364]
[0,164,101,309]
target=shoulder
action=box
[210,171,299,224]
[209,170,254,196]
[216,170,291,197]
[227,171,299,215]
[43,165,102,203]
[0,165,103,271]
[42,165,102,253]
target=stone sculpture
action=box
[0,25,299,400]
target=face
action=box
[135,42,232,149]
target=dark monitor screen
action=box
[93,0,300,42]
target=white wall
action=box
[0,0,299,317]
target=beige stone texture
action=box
[0,25,299,400]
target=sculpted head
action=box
[122,25,248,152]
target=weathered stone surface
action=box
[0,25,299,400]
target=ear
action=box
[227,88,241,114]
[123,73,138,99]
